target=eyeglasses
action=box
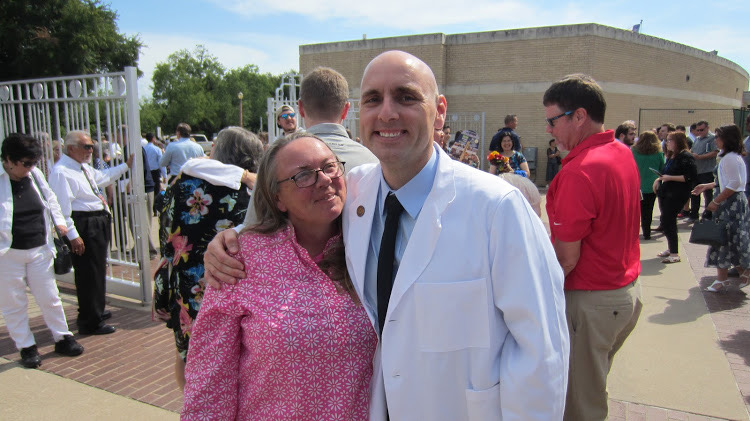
[545,110,573,127]
[17,159,38,168]
[280,113,296,119]
[76,144,94,151]
[278,161,345,188]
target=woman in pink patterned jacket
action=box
[182,133,377,420]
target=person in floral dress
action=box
[153,127,262,388]
[182,132,377,420]
[692,125,750,292]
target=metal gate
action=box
[0,67,152,304]
[341,99,360,141]
[266,73,302,141]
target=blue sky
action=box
[108,0,750,99]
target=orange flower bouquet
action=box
[487,151,512,173]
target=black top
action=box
[659,150,698,200]
[10,177,46,250]
[547,147,561,163]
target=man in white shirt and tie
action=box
[48,131,133,335]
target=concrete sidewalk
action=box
[1,202,749,420]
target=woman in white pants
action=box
[0,133,83,368]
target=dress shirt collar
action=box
[57,153,86,170]
[377,145,438,220]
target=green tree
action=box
[138,98,165,136]
[0,0,142,81]
[151,45,226,135]
[221,65,281,132]
[149,45,284,136]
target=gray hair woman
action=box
[153,126,263,389]
[0,133,84,369]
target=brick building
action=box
[299,23,749,184]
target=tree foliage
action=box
[144,45,283,136]
[0,0,142,81]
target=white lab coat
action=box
[343,147,569,421]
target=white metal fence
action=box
[0,67,152,304]
[266,73,302,141]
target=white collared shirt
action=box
[48,154,128,240]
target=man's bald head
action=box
[358,50,447,189]
[362,50,440,104]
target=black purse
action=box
[689,218,726,247]
[52,232,73,274]
[31,172,73,274]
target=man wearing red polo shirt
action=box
[544,74,643,421]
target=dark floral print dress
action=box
[153,174,250,360]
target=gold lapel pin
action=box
[356,206,365,217]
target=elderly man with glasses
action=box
[48,131,133,335]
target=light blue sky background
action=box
[108,0,750,99]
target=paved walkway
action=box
[1,203,749,420]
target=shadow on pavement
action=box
[648,287,709,325]
[720,330,750,368]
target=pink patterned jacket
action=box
[182,224,377,420]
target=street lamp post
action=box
[237,91,244,126]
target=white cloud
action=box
[135,32,303,98]
[136,1,748,98]
[210,0,553,30]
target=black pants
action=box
[661,196,686,254]
[113,191,135,251]
[71,211,111,330]
[150,169,162,214]
[690,172,714,219]
[640,193,657,239]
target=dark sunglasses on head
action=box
[280,113,296,119]
[18,159,38,168]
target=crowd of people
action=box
[626,116,750,293]
[2,50,750,420]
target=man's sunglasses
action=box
[545,110,573,127]
[76,144,95,150]
[280,113,296,119]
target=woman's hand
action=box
[56,225,68,237]
[652,179,660,195]
[692,184,709,195]
[241,170,256,190]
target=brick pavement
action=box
[679,218,750,419]
[1,218,749,419]
[0,281,184,413]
